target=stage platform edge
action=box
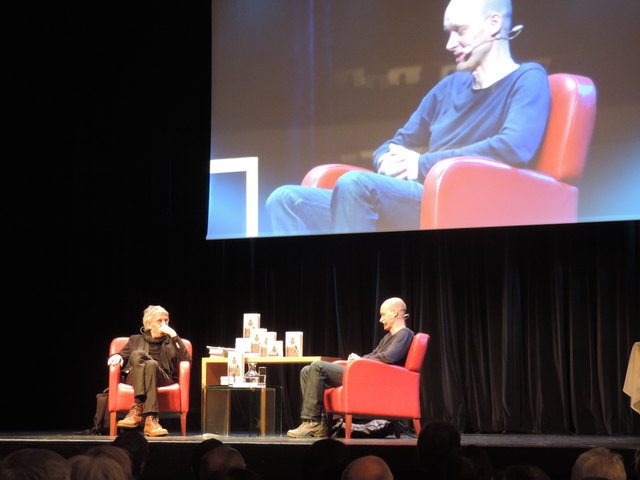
[0,433,637,480]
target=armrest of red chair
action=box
[179,361,191,410]
[333,360,348,367]
[421,156,579,230]
[340,359,419,413]
[301,164,373,189]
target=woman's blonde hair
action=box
[142,305,169,330]
[571,447,627,480]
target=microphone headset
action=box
[461,24,524,57]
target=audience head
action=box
[113,430,149,479]
[85,445,132,479]
[416,421,461,475]
[68,454,129,480]
[340,455,393,480]
[193,438,224,478]
[200,445,246,480]
[0,448,70,480]
[302,438,351,480]
[494,464,551,480]
[444,446,493,480]
[571,447,627,480]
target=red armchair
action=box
[301,73,597,230]
[108,337,192,436]
[324,332,430,439]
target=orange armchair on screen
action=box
[324,332,430,439]
[107,337,192,436]
[301,74,597,230]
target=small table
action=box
[202,385,281,436]
[201,356,341,434]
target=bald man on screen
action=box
[266,0,550,235]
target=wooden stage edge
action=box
[1,432,638,480]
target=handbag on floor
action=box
[75,388,110,435]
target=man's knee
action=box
[307,361,327,380]
[333,170,377,197]
[145,359,160,371]
[266,185,298,213]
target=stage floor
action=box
[1,432,638,480]
[1,431,638,447]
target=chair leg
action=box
[110,412,117,436]
[344,414,352,439]
[413,418,421,436]
[180,412,187,436]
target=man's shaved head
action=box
[446,0,512,34]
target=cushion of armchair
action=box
[421,156,578,229]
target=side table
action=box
[202,386,282,436]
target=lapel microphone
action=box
[461,24,524,57]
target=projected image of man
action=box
[266,0,550,235]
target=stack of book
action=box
[206,346,230,358]
[205,313,306,363]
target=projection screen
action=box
[207,0,640,239]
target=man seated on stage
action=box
[266,0,550,235]
[107,305,192,436]
[287,297,414,438]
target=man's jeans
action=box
[266,171,424,235]
[299,361,345,420]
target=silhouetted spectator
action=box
[0,448,70,480]
[301,438,351,480]
[571,447,627,480]
[200,445,246,480]
[193,438,224,479]
[444,446,493,480]
[416,421,461,479]
[113,430,149,480]
[85,445,133,479]
[341,455,393,480]
[69,454,128,480]
[494,464,551,480]
[444,453,478,480]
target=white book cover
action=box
[285,331,303,357]
[243,313,260,338]
[267,340,283,357]
[260,331,277,356]
[227,350,244,380]
[235,337,252,353]
[249,328,266,354]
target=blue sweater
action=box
[373,63,551,183]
